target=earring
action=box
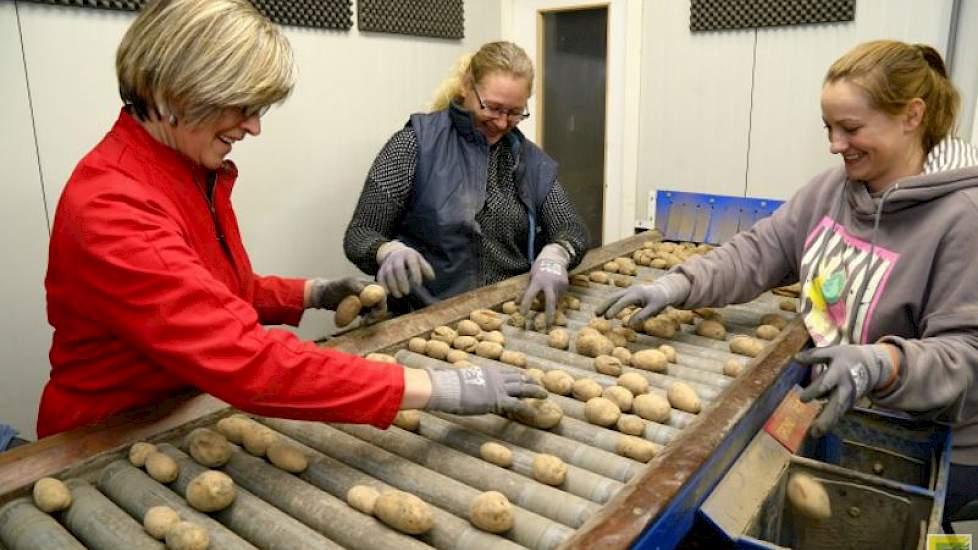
[168,114,177,126]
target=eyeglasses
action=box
[472,86,530,122]
[239,104,271,119]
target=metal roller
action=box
[217,447,433,550]
[409,412,623,504]
[155,444,341,550]
[62,479,163,550]
[0,497,86,550]
[97,460,257,550]
[429,413,642,482]
[548,394,679,446]
[254,431,528,550]
[262,418,574,550]
[540,410,663,458]
[333,423,600,528]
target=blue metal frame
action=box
[653,190,784,245]
[629,362,807,549]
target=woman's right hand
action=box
[423,365,548,416]
[376,241,436,298]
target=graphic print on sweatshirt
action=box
[799,217,900,346]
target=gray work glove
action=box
[308,277,388,324]
[519,243,571,327]
[376,241,436,299]
[796,344,896,438]
[596,273,691,330]
[424,366,548,416]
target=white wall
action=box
[636,0,956,221]
[2,0,500,439]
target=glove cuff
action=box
[536,243,571,268]
[424,367,461,412]
[869,344,897,391]
[307,278,330,310]
[658,273,692,305]
[376,240,407,264]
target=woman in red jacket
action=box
[39,0,544,437]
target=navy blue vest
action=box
[398,103,557,300]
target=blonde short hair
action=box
[826,40,959,153]
[429,41,534,111]
[117,0,295,125]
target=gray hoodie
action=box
[675,137,978,464]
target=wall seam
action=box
[14,0,52,235]
[743,27,758,198]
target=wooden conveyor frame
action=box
[0,230,810,549]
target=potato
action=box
[617,414,646,436]
[587,317,612,333]
[779,299,797,312]
[724,359,745,377]
[594,355,624,376]
[215,415,251,444]
[631,349,668,372]
[643,318,676,338]
[143,505,180,540]
[570,274,591,287]
[506,311,527,329]
[475,341,504,360]
[666,308,695,325]
[760,313,788,330]
[667,382,702,414]
[532,313,549,332]
[617,372,649,395]
[129,442,158,467]
[730,335,765,357]
[32,477,71,513]
[145,451,180,483]
[617,435,657,462]
[425,340,451,360]
[602,261,620,273]
[365,352,398,363]
[471,309,504,331]
[479,442,513,468]
[359,284,386,308]
[446,349,469,364]
[693,307,721,320]
[241,424,278,457]
[165,521,210,550]
[548,328,570,350]
[186,470,235,512]
[267,441,308,473]
[500,350,527,367]
[532,454,567,485]
[633,393,671,423]
[602,385,634,412]
[430,326,457,344]
[650,258,668,269]
[470,491,514,533]
[606,330,627,348]
[453,360,476,369]
[575,333,614,358]
[185,428,231,468]
[756,324,780,340]
[525,368,545,385]
[612,275,630,287]
[572,378,604,401]
[335,295,363,327]
[695,319,727,340]
[407,337,427,354]
[564,296,581,310]
[611,347,632,366]
[480,330,506,344]
[658,345,677,363]
[589,271,610,284]
[542,370,574,395]
[374,490,435,535]
[456,319,482,337]
[553,310,568,326]
[448,336,476,353]
[347,485,380,515]
[501,301,519,314]
[393,410,421,431]
[786,473,832,521]
[584,397,621,427]
[614,327,639,342]
[511,398,563,429]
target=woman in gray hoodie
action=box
[599,39,978,529]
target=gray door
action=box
[541,7,608,248]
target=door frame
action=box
[502,0,643,245]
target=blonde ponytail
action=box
[427,41,534,112]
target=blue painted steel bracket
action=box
[653,190,784,245]
[629,361,808,550]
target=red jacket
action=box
[39,110,404,437]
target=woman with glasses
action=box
[344,41,589,325]
[39,1,544,438]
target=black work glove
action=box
[308,277,387,324]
